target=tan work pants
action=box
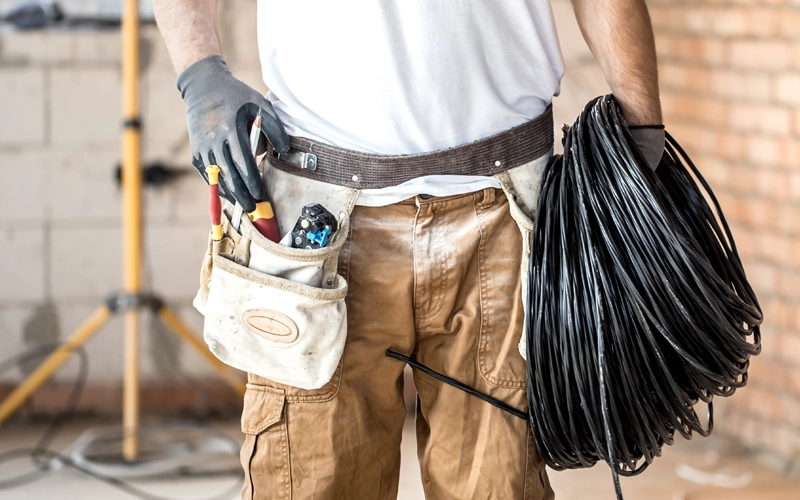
[240,188,554,499]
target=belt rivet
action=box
[495,160,502,167]
[352,174,359,182]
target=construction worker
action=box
[153,0,664,498]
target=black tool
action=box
[290,204,338,249]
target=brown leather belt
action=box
[267,105,554,189]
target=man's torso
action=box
[257,0,564,154]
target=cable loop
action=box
[525,95,762,499]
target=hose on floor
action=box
[525,95,763,499]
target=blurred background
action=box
[0,0,799,498]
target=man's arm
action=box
[152,0,221,73]
[570,0,662,126]
[151,0,289,212]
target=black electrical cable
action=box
[525,95,762,499]
[0,342,242,500]
[385,350,528,420]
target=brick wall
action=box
[650,0,800,465]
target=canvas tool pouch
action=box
[194,162,358,390]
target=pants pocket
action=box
[240,384,290,500]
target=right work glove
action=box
[177,55,291,213]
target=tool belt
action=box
[195,107,555,390]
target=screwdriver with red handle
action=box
[205,164,223,242]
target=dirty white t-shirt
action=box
[257,0,565,205]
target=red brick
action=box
[779,269,800,299]
[789,172,800,202]
[755,169,790,201]
[779,10,800,37]
[749,387,783,420]
[777,205,800,235]
[748,260,780,294]
[746,136,800,169]
[781,395,800,428]
[748,355,787,387]
[729,40,794,71]
[761,298,789,329]
[777,331,800,364]
[729,223,758,259]
[728,103,792,137]
[794,110,800,137]
[791,238,800,267]
[710,71,771,102]
[757,230,792,264]
[789,305,800,331]
[774,74,800,106]
[657,35,727,66]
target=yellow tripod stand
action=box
[0,0,245,461]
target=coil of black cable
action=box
[525,95,763,499]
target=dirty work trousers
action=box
[239,187,554,499]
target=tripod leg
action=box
[0,306,112,426]
[157,307,246,396]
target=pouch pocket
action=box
[205,252,348,390]
[495,151,552,361]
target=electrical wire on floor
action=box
[525,95,762,499]
[0,341,243,500]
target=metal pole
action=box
[121,0,142,462]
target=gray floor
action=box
[1,414,799,499]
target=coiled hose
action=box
[525,95,763,498]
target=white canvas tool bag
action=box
[194,165,359,390]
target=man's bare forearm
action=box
[152,0,221,74]
[571,0,662,126]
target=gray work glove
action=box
[629,125,666,170]
[178,55,291,213]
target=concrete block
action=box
[50,68,121,147]
[50,225,122,300]
[141,67,189,154]
[72,30,121,63]
[45,150,121,222]
[0,307,33,383]
[141,27,178,72]
[144,223,208,300]
[168,304,216,378]
[0,68,45,147]
[174,173,215,223]
[0,31,74,64]
[44,148,176,224]
[0,227,45,302]
[0,151,48,222]
[54,303,126,383]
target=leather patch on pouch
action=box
[242,309,299,343]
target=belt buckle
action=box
[273,148,318,171]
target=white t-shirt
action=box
[257,0,565,205]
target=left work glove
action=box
[629,125,666,171]
[178,55,291,213]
